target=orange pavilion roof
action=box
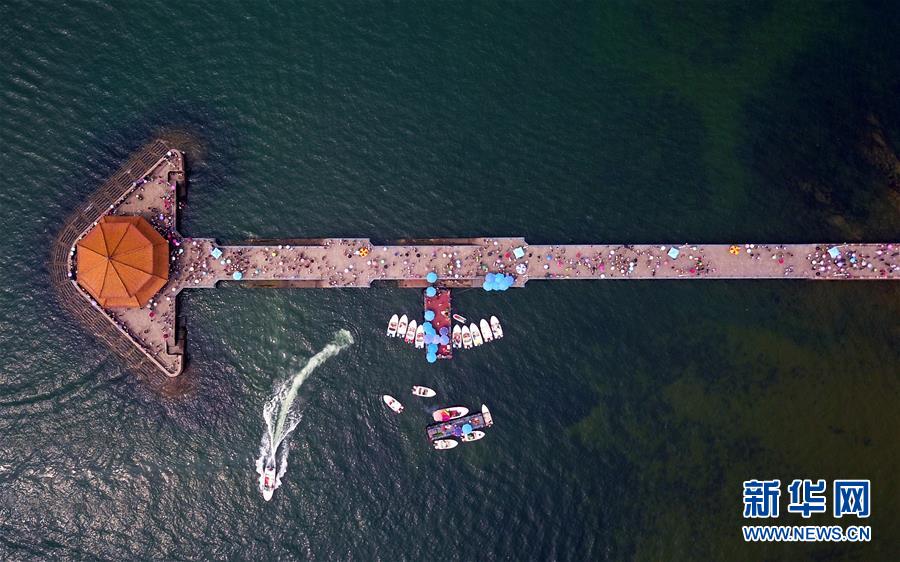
[76,216,169,308]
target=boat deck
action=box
[426,410,490,442]
[425,288,452,359]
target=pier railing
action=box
[49,139,178,382]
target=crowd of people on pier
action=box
[167,238,900,300]
[172,238,528,288]
[535,244,711,279]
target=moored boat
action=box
[481,404,493,426]
[433,439,458,450]
[461,430,485,443]
[490,316,503,339]
[432,406,469,422]
[452,325,462,348]
[461,325,472,349]
[396,314,408,339]
[479,319,493,343]
[452,313,467,324]
[404,319,417,344]
[382,395,404,414]
[386,314,399,336]
[470,323,484,346]
[411,385,436,398]
[414,325,425,348]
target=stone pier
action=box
[52,141,900,378]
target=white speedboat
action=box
[461,325,472,349]
[479,319,493,343]
[490,316,503,339]
[404,319,417,344]
[470,323,484,346]
[396,314,408,339]
[433,439,458,450]
[432,406,469,422]
[414,325,425,349]
[451,325,462,348]
[461,430,485,443]
[382,395,403,414]
[452,313,467,324]
[386,314,399,337]
[481,404,493,426]
[412,385,436,398]
[260,459,277,502]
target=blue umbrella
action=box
[462,423,473,435]
[485,273,495,282]
[483,280,493,291]
[426,272,438,283]
[427,343,438,353]
[424,310,435,321]
[423,321,433,331]
[453,426,463,437]
[439,335,449,345]
[424,326,435,336]
[426,353,437,363]
[439,326,449,336]
[232,271,243,280]
[425,286,437,297]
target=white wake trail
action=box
[256,329,354,498]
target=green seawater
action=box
[0,1,898,560]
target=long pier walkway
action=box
[53,143,900,377]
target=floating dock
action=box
[426,407,493,442]
[51,142,900,378]
[424,288,452,359]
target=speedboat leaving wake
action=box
[256,329,354,501]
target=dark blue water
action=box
[1,1,898,559]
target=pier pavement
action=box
[57,144,899,377]
[132,235,900,376]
